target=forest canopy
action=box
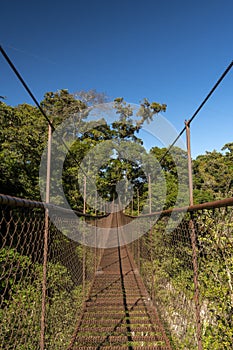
[0,89,232,212]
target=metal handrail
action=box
[0,193,107,218]
[126,196,233,218]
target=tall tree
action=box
[0,102,47,198]
[193,146,233,202]
[149,146,189,209]
[62,97,167,212]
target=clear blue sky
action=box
[1,0,232,158]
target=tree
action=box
[40,89,87,125]
[0,89,167,210]
[0,89,103,200]
[149,146,189,209]
[0,247,84,349]
[62,97,167,212]
[193,146,233,203]
[0,102,47,198]
[74,89,108,106]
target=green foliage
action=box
[1,88,233,349]
[137,98,166,126]
[62,96,166,211]
[0,247,83,349]
[193,145,233,203]
[197,210,233,349]
[1,91,232,208]
[40,89,87,126]
[149,146,189,209]
[139,219,197,349]
[138,208,233,349]
[0,102,47,199]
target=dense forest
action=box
[0,89,232,207]
[1,89,233,349]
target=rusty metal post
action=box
[137,233,140,271]
[137,188,140,269]
[95,191,97,273]
[148,173,153,298]
[185,120,202,348]
[82,247,86,298]
[148,174,153,297]
[148,174,152,214]
[40,123,52,350]
[137,188,140,216]
[185,120,194,206]
[40,210,49,350]
[190,215,203,350]
[83,175,86,214]
[82,176,87,299]
[149,218,154,300]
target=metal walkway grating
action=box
[69,244,172,349]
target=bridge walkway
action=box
[68,213,172,349]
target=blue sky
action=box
[1,0,232,158]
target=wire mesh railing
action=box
[129,197,233,350]
[1,193,233,349]
[0,194,103,350]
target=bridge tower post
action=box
[185,120,203,350]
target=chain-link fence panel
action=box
[0,202,45,349]
[129,199,233,350]
[0,194,103,350]
[194,205,233,350]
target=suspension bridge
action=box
[0,47,232,349]
[1,193,233,349]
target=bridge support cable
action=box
[159,60,233,164]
